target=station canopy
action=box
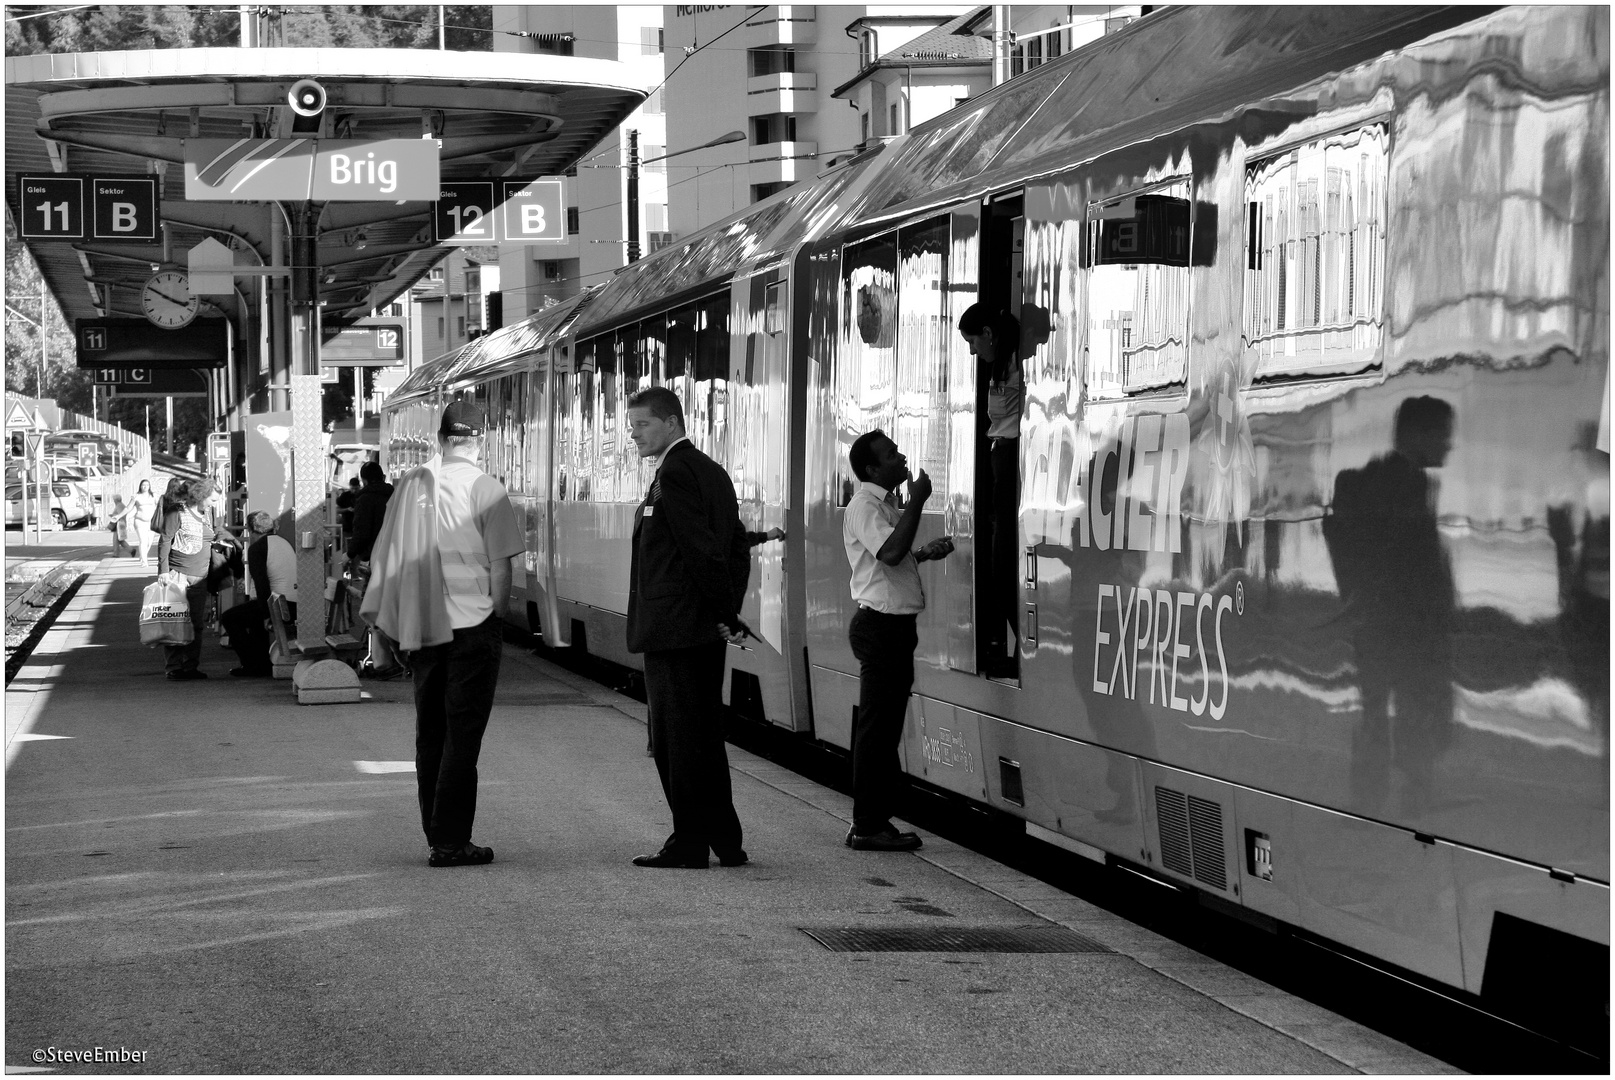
[5,47,645,332]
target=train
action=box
[381,5,1608,1047]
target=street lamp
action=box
[627,130,746,262]
[640,129,747,166]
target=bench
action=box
[267,593,303,678]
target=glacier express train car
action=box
[382,5,1608,1044]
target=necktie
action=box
[650,474,662,503]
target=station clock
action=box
[140,269,201,329]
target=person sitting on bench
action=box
[220,510,298,678]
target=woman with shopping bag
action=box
[154,478,223,680]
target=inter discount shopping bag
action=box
[139,574,194,647]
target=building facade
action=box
[490,5,669,325]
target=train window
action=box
[837,233,898,505]
[640,316,666,389]
[597,334,620,502]
[1084,180,1192,397]
[690,294,731,465]
[573,339,594,502]
[666,305,696,394]
[896,218,951,496]
[555,355,573,501]
[1244,124,1388,379]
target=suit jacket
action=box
[626,439,750,654]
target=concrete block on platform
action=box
[292,657,361,705]
[269,641,300,679]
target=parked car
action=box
[50,463,109,522]
[4,480,94,529]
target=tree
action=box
[4,218,89,412]
[4,6,495,55]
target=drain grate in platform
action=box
[800,925,1111,953]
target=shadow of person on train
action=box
[1323,396,1457,818]
[1546,422,1610,759]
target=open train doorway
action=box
[970,192,1025,682]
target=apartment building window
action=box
[437,316,445,338]
[1046,26,1064,58]
[644,87,664,114]
[646,203,669,232]
[641,26,663,54]
[748,45,796,76]
[457,315,466,338]
[861,112,870,143]
[644,145,665,174]
[752,116,795,145]
[751,181,790,203]
[430,267,444,281]
[890,102,900,135]
[565,164,578,177]
[859,29,876,67]
[567,206,580,235]
[466,269,480,294]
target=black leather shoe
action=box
[847,827,922,852]
[715,848,748,867]
[632,850,708,869]
[428,842,493,867]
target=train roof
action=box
[384,286,597,407]
[836,5,1490,229]
[566,149,884,340]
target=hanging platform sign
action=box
[183,139,439,202]
[17,174,157,241]
[320,320,406,367]
[76,319,228,369]
[433,179,565,243]
[92,367,210,396]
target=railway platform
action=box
[4,554,1457,1074]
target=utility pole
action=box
[38,281,47,399]
[626,130,641,264]
[993,6,1013,86]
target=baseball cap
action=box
[439,400,486,437]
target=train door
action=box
[726,267,809,731]
[976,192,1026,682]
[523,351,566,646]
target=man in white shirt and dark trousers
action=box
[843,429,955,851]
[410,402,525,868]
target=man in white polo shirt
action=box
[842,429,955,851]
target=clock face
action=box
[141,270,200,329]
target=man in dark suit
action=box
[625,386,753,869]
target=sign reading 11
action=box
[435,180,566,245]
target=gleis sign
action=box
[184,139,439,201]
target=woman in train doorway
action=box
[958,303,1023,680]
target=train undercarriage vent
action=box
[998,758,1024,806]
[1154,786,1228,892]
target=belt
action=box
[856,605,918,617]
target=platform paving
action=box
[4,558,1459,1074]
